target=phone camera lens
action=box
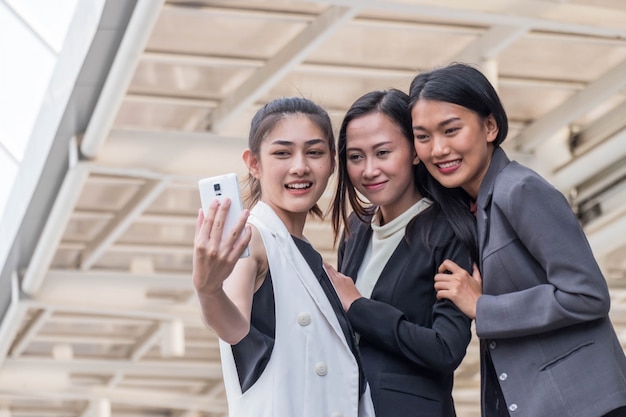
[213,183,221,192]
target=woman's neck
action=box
[379,190,422,226]
[262,201,308,238]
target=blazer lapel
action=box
[341,213,414,301]
[251,202,348,343]
[281,235,349,345]
[476,206,489,272]
[342,218,373,281]
[476,147,511,269]
[370,239,412,301]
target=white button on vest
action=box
[489,341,497,349]
[509,404,518,412]
[297,312,311,326]
[499,373,508,381]
[315,362,328,376]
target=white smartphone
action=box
[198,173,249,258]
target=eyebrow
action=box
[346,141,392,152]
[270,138,325,146]
[413,117,461,131]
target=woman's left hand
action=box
[324,262,362,311]
[434,260,482,319]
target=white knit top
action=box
[355,198,432,298]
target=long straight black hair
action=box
[408,62,511,260]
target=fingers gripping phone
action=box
[198,173,250,258]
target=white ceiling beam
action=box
[48,239,330,267]
[525,31,626,47]
[124,92,218,107]
[95,131,248,178]
[129,322,161,362]
[575,162,626,204]
[83,163,187,182]
[0,273,28,365]
[513,59,626,152]
[141,51,261,68]
[106,372,124,388]
[108,128,245,148]
[571,99,626,155]
[49,315,151,326]
[204,382,225,399]
[163,2,314,23]
[586,205,626,260]
[0,384,226,413]
[172,383,223,417]
[160,320,185,357]
[21,143,90,296]
[138,55,414,79]
[80,179,170,271]
[548,128,626,191]
[80,0,166,158]
[22,298,202,326]
[34,334,136,345]
[166,1,626,43]
[585,179,626,220]
[206,5,361,132]
[120,378,207,389]
[72,210,196,226]
[133,212,196,225]
[2,357,221,379]
[137,52,587,89]
[307,0,626,38]
[178,411,201,417]
[60,241,192,255]
[78,401,93,417]
[452,25,529,64]
[140,27,626,71]
[28,333,215,349]
[10,308,53,358]
[46,270,192,290]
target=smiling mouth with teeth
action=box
[285,183,312,189]
[437,160,461,169]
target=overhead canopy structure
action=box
[1,1,626,416]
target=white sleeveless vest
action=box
[219,202,375,417]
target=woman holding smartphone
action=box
[410,62,626,417]
[192,97,375,417]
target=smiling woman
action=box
[328,88,477,417]
[409,62,626,417]
[192,96,375,417]
[3,2,626,417]
[412,99,498,198]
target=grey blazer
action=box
[475,147,626,417]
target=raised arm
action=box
[193,199,260,344]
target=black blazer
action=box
[338,207,473,417]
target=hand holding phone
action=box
[198,173,250,258]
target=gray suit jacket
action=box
[475,147,626,417]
